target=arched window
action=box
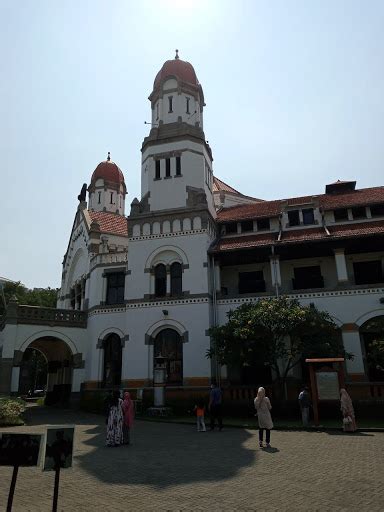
[103,334,122,388]
[154,329,182,385]
[154,264,166,297]
[170,262,182,296]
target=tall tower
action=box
[138,50,215,218]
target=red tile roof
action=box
[89,210,128,236]
[216,187,384,222]
[154,58,198,89]
[91,160,125,186]
[213,220,384,252]
[213,176,263,201]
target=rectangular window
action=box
[334,208,349,221]
[257,218,270,231]
[98,191,101,204]
[156,102,159,120]
[351,206,366,219]
[241,220,254,233]
[370,204,384,217]
[176,156,181,176]
[293,266,324,290]
[106,272,125,305]
[165,158,171,177]
[238,271,266,294]
[353,261,383,285]
[155,160,161,179]
[302,208,315,225]
[186,97,190,114]
[225,222,238,234]
[110,192,113,204]
[168,96,173,113]
[288,210,300,226]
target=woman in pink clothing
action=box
[121,391,135,445]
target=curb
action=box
[137,417,384,433]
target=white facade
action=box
[1,54,384,400]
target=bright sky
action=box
[1,0,383,288]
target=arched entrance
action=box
[360,316,384,381]
[19,337,74,405]
[19,348,48,395]
[154,329,183,385]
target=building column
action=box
[342,324,365,378]
[0,358,13,395]
[270,256,281,290]
[334,249,348,283]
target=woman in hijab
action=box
[106,390,124,447]
[254,387,274,448]
[121,391,135,445]
[340,388,357,432]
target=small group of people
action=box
[194,383,223,432]
[105,390,135,447]
[298,385,357,432]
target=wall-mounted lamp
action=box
[162,309,168,316]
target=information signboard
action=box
[316,371,340,400]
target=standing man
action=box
[209,382,223,431]
[298,386,311,427]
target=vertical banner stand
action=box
[52,466,61,512]
[7,465,19,512]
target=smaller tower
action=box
[88,153,127,215]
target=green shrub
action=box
[0,398,26,425]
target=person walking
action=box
[194,399,206,432]
[254,387,273,448]
[106,390,124,447]
[298,386,311,426]
[121,391,135,445]
[340,388,357,432]
[209,383,223,431]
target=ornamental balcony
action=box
[1,302,87,330]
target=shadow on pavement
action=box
[77,420,256,488]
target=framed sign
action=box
[0,433,44,467]
[316,371,340,400]
[42,426,75,471]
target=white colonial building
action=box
[1,53,384,403]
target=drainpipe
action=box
[271,245,279,298]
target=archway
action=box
[19,337,73,405]
[19,348,48,395]
[154,329,183,385]
[360,316,384,381]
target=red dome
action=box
[91,160,125,185]
[154,57,198,89]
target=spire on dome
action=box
[175,49,179,60]
[107,151,111,162]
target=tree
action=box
[0,281,58,317]
[207,297,351,399]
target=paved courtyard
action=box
[0,406,383,511]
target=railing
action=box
[14,305,87,328]
[90,252,128,270]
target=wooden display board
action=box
[305,358,345,426]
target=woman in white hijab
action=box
[340,388,357,432]
[254,387,274,447]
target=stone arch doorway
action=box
[19,347,48,395]
[154,329,183,385]
[360,316,384,381]
[19,337,74,405]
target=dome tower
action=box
[139,51,214,217]
[88,153,127,215]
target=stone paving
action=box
[0,406,383,511]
